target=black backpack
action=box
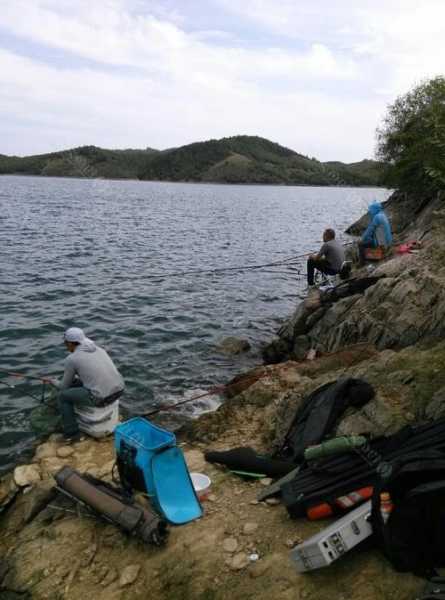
[275,378,374,463]
[371,452,445,577]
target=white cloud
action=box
[0,0,444,160]
[218,0,445,94]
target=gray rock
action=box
[223,537,239,553]
[0,474,18,512]
[101,567,118,587]
[13,464,42,488]
[22,480,55,523]
[216,337,251,355]
[243,522,258,535]
[249,561,269,578]
[39,457,65,477]
[425,387,445,420]
[0,559,10,584]
[229,553,249,571]
[119,564,141,587]
[34,442,58,461]
[262,336,291,364]
[56,446,75,459]
[292,335,311,360]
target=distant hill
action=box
[0,146,157,180]
[0,137,385,186]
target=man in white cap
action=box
[59,327,125,442]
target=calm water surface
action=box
[0,175,391,473]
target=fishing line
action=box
[0,379,46,404]
[0,369,56,387]
[142,371,269,418]
[0,369,57,405]
[143,242,354,281]
[141,337,373,419]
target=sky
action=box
[1,0,445,162]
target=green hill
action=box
[139,136,384,186]
[0,137,384,186]
[0,146,157,180]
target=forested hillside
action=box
[0,136,384,186]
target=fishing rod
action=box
[142,336,371,419]
[144,258,305,280]
[0,369,57,404]
[0,379,47,404]
[0,369,56,387]
[143,371,270,418]
[143,242,354,281]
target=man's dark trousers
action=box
[307,257,338,286]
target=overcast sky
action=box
[1,0,444,161]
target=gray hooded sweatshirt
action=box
[61,338,124,401]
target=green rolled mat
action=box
[304,436,367,461]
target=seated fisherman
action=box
[307,228,345,287]
[59,327,124,442]
[358,201,393,265]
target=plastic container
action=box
[380,491,394,523]
[75,399,120,438]
[190,472,212,501]
[114,417,176,495]
[364,246,385,261]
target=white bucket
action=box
[190,472,212,501]
[74,399,120,438]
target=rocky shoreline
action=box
[2,189,445,600]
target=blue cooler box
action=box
[114,417,202,524]
[114,417,176,495]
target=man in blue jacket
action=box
[358,201,393,265]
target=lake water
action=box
[0,175,390,473]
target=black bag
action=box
[275,378,374,463]
[371,452,445,577]
[115,439,147,493]
[418,576,445,600]
[55,466,168,546]
[321,276,381,303]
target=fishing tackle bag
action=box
[320,276,382,304]
[370,452,445,577]
[54,466,168,546]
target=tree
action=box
[376,76,445,194]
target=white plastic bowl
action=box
[190,472,212,501]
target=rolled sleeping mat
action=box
[54,466,168,546]
[304,436,367,461]
[205,447,294,478]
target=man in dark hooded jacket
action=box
[358,201,393,265]
[58,327,124,441]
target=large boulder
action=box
[216,337,251,355]
[265,247,445,364]
[346,189,435,237]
